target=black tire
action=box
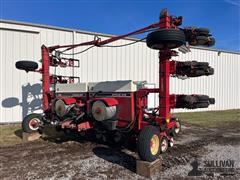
[183,95,196,103]
[193,70,206,77]
[206,67,214,75]
[15,61,38,72]
[146,29,186,50]
[193,102,210,108]
[195,28,209,35]
[196,36,209,45]
[196,36,215,46]
[197,95,210,101]
[22,113,42,133]
[209,98,215,104]
[171,118,181,136]
[193,61,209,68]
[138,125,161,162]
[168,137,174,147]
[207,37,215,46]
[160,137,168,153]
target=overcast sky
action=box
[1,0,240,52]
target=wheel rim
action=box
[161,138,168,152]
[175,121,180,134]
[169,137,174,147]
[150,134,160,155]
[29,118,40,130]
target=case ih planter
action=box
[16,9,215,162]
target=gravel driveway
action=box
[0,122,239,180]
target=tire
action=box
[15,61,38,72]
[209,98,215,104]
[169,137,174,147]
[193,102,209,108]
[197,95,210,101]
[196,36,209,45]
[160,137,168,153]
[183,95,196,103]
[22,113,42,133]
[146,29,186,50]
[206,67,214,75]
[196,36,215,46]
[171,118,181,136]
[194,61,209,68]
[207,37,215,46]
[195,28,209,35]
[138,125,161,162]
[192,70,206,77]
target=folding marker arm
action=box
[48,22,162,52]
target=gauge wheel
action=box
[169,137,174,147]
[172,119,181,136]
[160,136,169,153]
[137,125,161,162]
[146,29,186,50]
[22,113,42,133]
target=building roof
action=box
[1,19,239,55]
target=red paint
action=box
[62,97,77,105]
[158,12,172,122]
[41,45,50,111]
[93,98,118,106]
[39,10,175,132]
[77,121,93,131]
[34,10,203,137]
[61,119,73,129]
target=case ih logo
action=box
[188,159,239,176]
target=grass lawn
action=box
[174,109,240,127]
[0,123,22,146]
[0,109,239,146]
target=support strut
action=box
[158,12,171,122]
[41,45,50,110]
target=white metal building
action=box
[0,20,239,123]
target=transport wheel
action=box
[169,137,174,147]
[146,29,186,50]
[138,125,161,162]
[15,61,38,72]
[160,136,168,153]
[22,113,42,133]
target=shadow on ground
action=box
[93,146,136,173]
[14,129,23,138]
[37,125,138,173]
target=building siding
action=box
[0,20,239,123]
